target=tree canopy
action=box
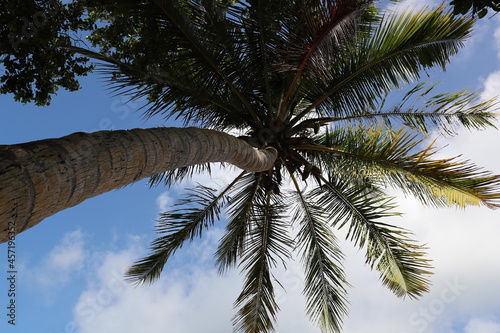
[450,0,500,18]
[0,0,94,105]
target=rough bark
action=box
[0,127,277,242]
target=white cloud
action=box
[34,229,86,288]
[387,0,440,13]
[20,229,87,305]
[47,229,86,271]
[492,17,500,58]
[465,318,500,333]
[481,70,500,102]
[156,191,173,212]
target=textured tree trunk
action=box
[0,127,277,242]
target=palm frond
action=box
[313,175,432,298]
[277,0,367,124]
[290,6,475,125]
[233,190,292,333]
[391,145,500,209]
[67,45,250,129]
[126,174,244,284]
[215,173,263,274]
[308,125,500,208]
[292,82,498,136]
[349,82,497,135]
[288,169,349,333]
[147,163,213,188]
[151,0,262,126]
[385,82,498,134]
[239,0,290,118]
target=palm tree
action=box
[1,1,499,332]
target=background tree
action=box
[0,0,94,105]
[450,0,500,18]
[1,1,500,333]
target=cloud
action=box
[387,0,441,12]
[156,191,173,212]
[69,230,244,333]
[34,229,86,289]
[47,229,86,271]
[492,16,500,57]
[464,318,500,333]
[481,70,500,101]
[20,229,87,306]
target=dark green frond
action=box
[312,175,432,298]
[215,173,263,274]
[309,125,500,209]
[151,0,262,126]
[391,83,498,134]
[339,82,498,135]
[288,170,349,333]
[147,163,213,188]
[67,45,251,129]
[126,175,243,284]
[277,0,368,123]
[295,82,498,136]
[291,7,475,124]
[233,190,292,333]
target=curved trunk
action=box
[0,127,277,242]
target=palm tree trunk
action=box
[0,127,277,242]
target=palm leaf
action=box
[313,175,432,298]
[304,125,500,208]
[291,82,498,136]
[151,0,262,126]
[233,190,292,333]
[215,173,263,274]
[66,45,251,129]
[126,173,244,284]
[381,82,499,135]
[289,6,475,126]
[147,163,213,188]
[277,0,367,124]
[288,169,349,333]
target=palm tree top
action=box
[71,1,500,332]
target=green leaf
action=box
[126,174,243,284]
[215,173,263,274]
[288,170,349,333]
[233,190,292,333]
[311,125,500,209]
[290,6,475,125]
[308,82,498,136]
[313,176,432,298]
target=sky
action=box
[1,1,500,333]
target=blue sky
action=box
[2,1,500,332]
